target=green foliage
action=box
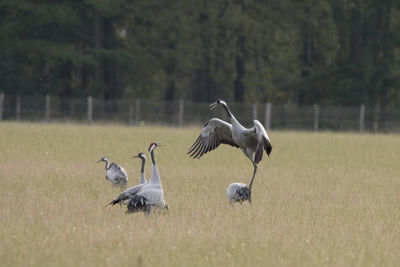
[0,0,399,108]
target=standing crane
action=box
[132,152,147,184]
[97,157,128,189]
[187,99,272,203]
[107,142,168,216]
[104,152,147,214]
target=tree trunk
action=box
[191,10,218,102]
[234,32,245,102]
[103,18,119,102]
[254,36,265,101]
[299,20,313,105]
[93,9,102,97]
[350,3,361,62]
[164,41,177,102]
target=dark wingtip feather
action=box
[190,137,203,155]
[194,142,206,159]
[190,141,203,158]
[254,142,263,164]
[187,136,201,154]
[265,139,272,157]
[266,145,272,157]
[105,199,117,207]
[199,142,209,158]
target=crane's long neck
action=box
[222,104,233,119]
[140,158,146,184]
[222,104,241,129]
[149,148,161,185]
[104,159,110,170]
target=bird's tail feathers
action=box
[105,198,122,207]
[264,138,272,157]
[254,142,264,164]
[126,195,147,213]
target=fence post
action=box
[129,104,134,125]
[135,99,140,124]
[87,96,93,124]
[45,94,50,122]
[264,103,271,131]
[16,95,21,121]
[313,104,319,131]
[373,104,380,132]
[359,104,365,133]
[252,103,257,120]
[0,92,4,121]
[178,99,184,127]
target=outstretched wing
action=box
[188,118,239,159]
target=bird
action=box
[226,183,251,206]
[132,152,147,184]
[107,142,168,216]
[187,99,272,200]
[97,157,128,189]
[104,153,149,211]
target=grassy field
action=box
[0,122,399,266]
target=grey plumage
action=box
[188,99,272,197]
[97,157,128,189]
[226,183,251,206]
[105,153,148,209]
[107,143,168,216]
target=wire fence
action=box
[0,93,399,133]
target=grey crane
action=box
[107,142,168,216]
[188,99,272,201]
[132,152,147,184]
[104,152,148,213]
[226,183,251,206]
[97,157,128,189]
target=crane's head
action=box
[97,157,109,163]
[209,99,227,110]
[132,152,146,160]
[148,142,163,152]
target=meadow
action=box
[0,122,399,266]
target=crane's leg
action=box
[145,208,151,217]
[247,186,252,205]
[145,206,155,217]
[248,162,257,194]
[162,205,169,215]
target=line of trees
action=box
[1,0,400,110]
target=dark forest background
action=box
[1,0,400,110]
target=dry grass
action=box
[0,122,399,266]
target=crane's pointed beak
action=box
[96,160,102,163]
[132,155,139,158]
[156,142,164,147]
[209,101,218,110]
